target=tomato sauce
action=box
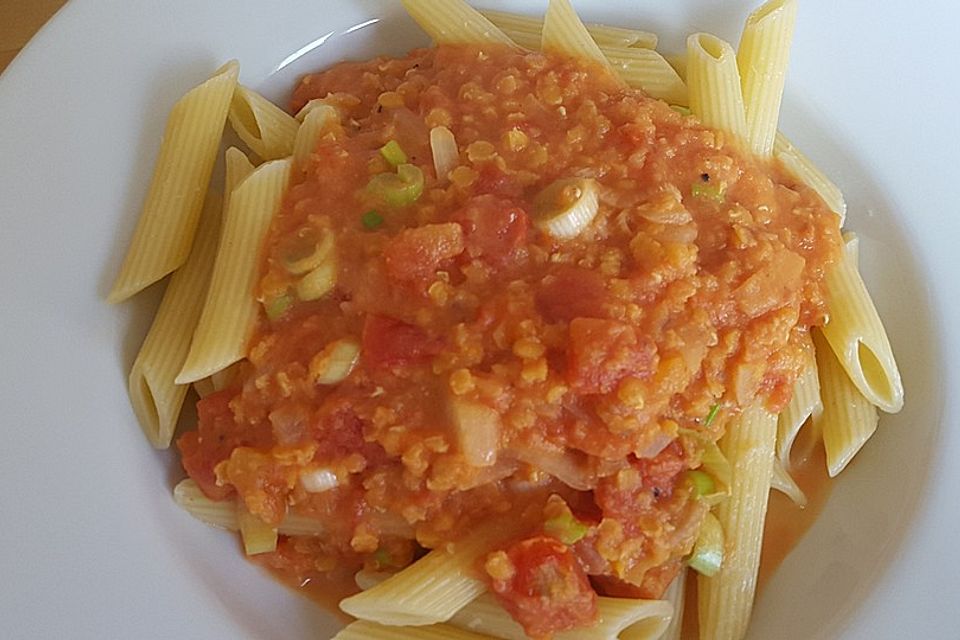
[177,43,842,637]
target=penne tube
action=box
[128,192,222,448]
[400,0,516,47]
[698,406,777,640]
[293,104,339,171]
[173,479,326,536]
[686,33,747,142]
[480,9,658,49]
[776,336,822,466]
[339,517,532,626]
[603,46,688,106]
[820,234,904,413]
[176,158,292,384]
[770,456,807,507]
[660,570,686,640]
[353,570,673,640]
[109,60,239,303]
[813,328,879,477]
[228,85,299,161]
[774,132,846,223]
[736,0,798,156]
[332,621,492,640]
[542,0,614,73]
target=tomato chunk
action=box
[178,389,271,500]
[567,318,657,394]
[453,194,528,267]
[536,266,608,322]
[383,222,464,284]
[361,314,439,369]
[486,536,598,638]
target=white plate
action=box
[1,1,958,638]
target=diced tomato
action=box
[361,314,440,370]
[452,195,529,267]
[488,536,598,638]
[474,163,523,198]
[383,222,464,285]
[177,390,272,500]
[536,266,609,322]
[566,318,657,394]
[594,441,690,519]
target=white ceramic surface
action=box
[1,1,957,639]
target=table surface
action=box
[0,0,68,73]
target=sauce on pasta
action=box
[177,42,842,636]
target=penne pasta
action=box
[776,336,822,466]
[339,517,532,626]
[603,46,688,105]
[770,456,807,507]
[698,406,777,640]
[176,158,292,384]
[400,0,516,47]
[354,571,673,640]
[542,0,613,72]
[108,60,239,303]
[736,0,798,157]
[813,328,879,477]
[227,85,299,161]
[664,53,687,82]
[686,33,747,141]
[332,620,492,640]
[293,104,339,171]
[128,192,222,448]
[820,233,904,413]
[774,132,847,223]
[660,570,686,640]
[480,9,658,49]
[173,479,326,536]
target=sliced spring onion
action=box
[429,125,459,181]
[691,180,726,202]
[362,209,384,230]
[543,510,590,545]
[280,227,335,275]
[683,469,716,497]
[533,177,599,239]
[309,338,361,385]
[237,507,278,556]
[379,140,408,167]
[296,259,337,301]
[703,403,721,427]
[688,512,723,577]
[700,440,732,491]
[299,467,339,493]
[263,293,294,321]
[366,163,424,208]
[671,105,692,116]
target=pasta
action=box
[108,60,238,303]
[698,407,778,640]
[228,85,300,161]
[176,158,291,384]
[111,1,906,639]
[128,191,221,448]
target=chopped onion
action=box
[296,258,337,301]
[281,227,335,275]
[449,397,500,467]
[508,446,592,490]
[237,507,278,556]
[430,126,459,182]
[299,467,340,493]
[310,338,361,385]
[533,177,599,239]
[688,512,723,576]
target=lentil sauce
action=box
[177,43,842,636]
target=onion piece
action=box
[296,258,337,301]
[688,512,723,577]
[533,177,600,239]
[508,445,593,490]
[309,338,361,385]
[281,227,335,275]
[299,467,340,493]
[430,126,459,182]
[449,397,500,467]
